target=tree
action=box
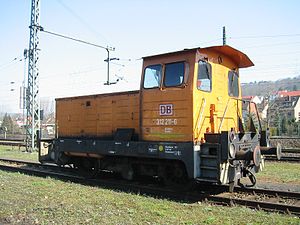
[0,113,21,135]
[1,113,13,133]
[293,84,298,91]
[281,115,287,134]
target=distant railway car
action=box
[40,45,279,191]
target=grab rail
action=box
[195,98,206,139]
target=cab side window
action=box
[143,64,162,89]
[197,61,212,92]
[228,70,239,97]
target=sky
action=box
[0,0,300,113]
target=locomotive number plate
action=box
[155,118,178,126]
[159,104,173,116]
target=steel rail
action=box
[0,157,56,167]
[283,148,300,153]
[204,195,300,215]
[0,139,25,142]
[0,140,26,147]
[270,136,300,140]
[0,139,53,147]
[234,186,300,200]
[265,155,300,162]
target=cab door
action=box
[140,53,194,142]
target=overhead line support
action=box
[26,0,41,152]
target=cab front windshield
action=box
[143,62,185,88]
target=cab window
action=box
[197,61,212,92]
[164,62,185,87]
[143,64,162,89]
[228,70,239,97]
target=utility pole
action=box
[22,50,28,130]
[223,26,226,45]
[26,0,41,152]
[104,48,118,85]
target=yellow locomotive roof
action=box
[202,45,254,68]
[143,45,254,69]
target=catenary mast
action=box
[26,0,41,152]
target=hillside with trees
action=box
[241,76,300,136]
[241,75,300,96]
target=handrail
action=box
[218,98,231,133]
[195,98,206,139]
[218,97,249,133]
[197,96,261,135]
[253,101,262,132]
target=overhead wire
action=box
[0,57,18,68]
[230,33,300,40]
[243,61,300,70]
[39,65,106,80]
[250,51,300,58]
[41,28,111,50]
[2,30,300,103]
[55,0,110,46]
[243,41,300,49]
[230,33,300,81]
[0,56,24,72]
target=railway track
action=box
[265,147,300,162]
[0,139,25,147]
[265,155,300,162]
[0,157,299,216]
[270,136,300,140]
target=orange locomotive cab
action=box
[40,45,276,191]
[140,45,254,143]
[140,49,195,142]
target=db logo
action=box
[159,104,173,116]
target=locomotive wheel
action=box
[162,163,188,186]
[75,158,99,178]
[121,164,134,181]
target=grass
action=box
[0,170,299,225]
[0,145,38,161]
[257,161,300,184]
[0,145,299,223]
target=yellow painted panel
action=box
[56,91,140,138]
[192,48,243,142]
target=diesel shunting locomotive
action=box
[39,45,280,191]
